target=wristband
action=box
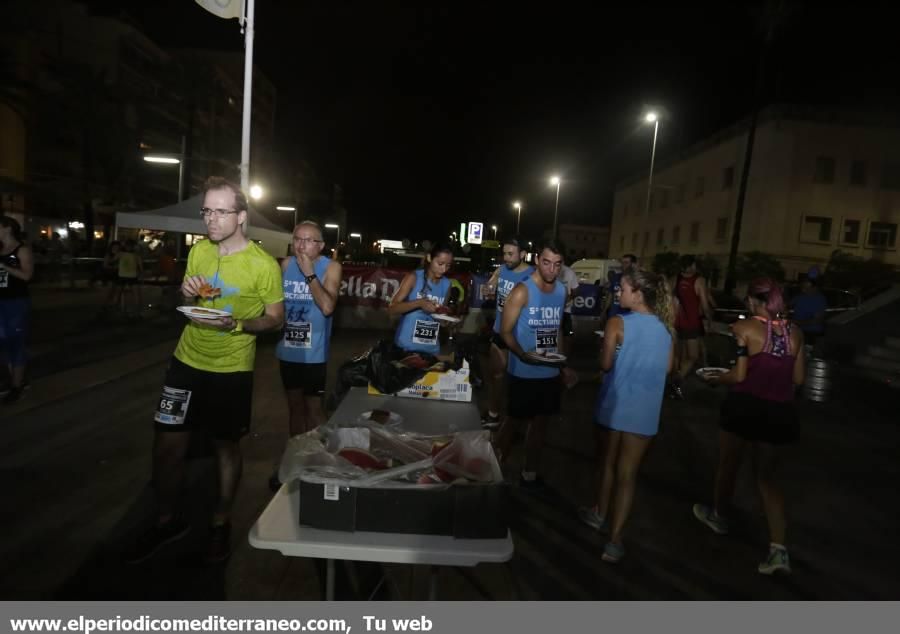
[735,345,748,357]
[305,273,318,284]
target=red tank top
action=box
[675,273,703,331]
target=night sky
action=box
[90,1,897,242]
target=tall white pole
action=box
[240,0,255,194]
[552,182,560,239]
[177,134,186,202]
[644,119,659,222]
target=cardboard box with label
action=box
[367,360,472,402]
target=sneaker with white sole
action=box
[601,541,625,564]
[577,506,608,532]
[758,546,791,575]
[693,503,729,535]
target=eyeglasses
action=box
[200,207,239,219]
[295,237,324,244]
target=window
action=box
[631,232,638,249]
[841,219,861,245]
[867,222,898,249]
[689,222,700,244]
[695,176,705,198]
[657,228,665,247]
[620,235,625,251]
[675,183,685,204]
[722,165,735,189]
[850,160,867,187]
[814,156,835,184]
[800,215,833,243]
[715,217,729,242]
[660,189,669,208]
[881,161,900,191]
[672,225,681,245]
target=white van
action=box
[570,258,621,286]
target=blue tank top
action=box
[276,256,333,364]
[493,265,534,333]
[507,277,566,379]
[394,269,451,354]
[594,312,672,436]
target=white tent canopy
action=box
[115,194,291,258]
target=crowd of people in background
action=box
[4,179,812,578]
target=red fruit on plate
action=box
[338,448,388,470]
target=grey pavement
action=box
[2,291,898,599]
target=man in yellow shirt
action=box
[126,177,284,565]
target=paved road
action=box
[2,290,898,599]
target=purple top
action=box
[731,319,795,403]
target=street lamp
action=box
[276,205,297,228]
[512,201,522,234]
[143,135,187,202]
[643,111,660,233]
[549,176,561,239]
[491,224,498,240]
[250,184,264,200]
[325,223,341,255]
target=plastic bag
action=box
[431,431,498,484]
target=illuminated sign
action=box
[467,221,484,245]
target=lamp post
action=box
[143,135,187,202]
[513,201,522,234]
[549,176,561,239]
[643,112,660,228]
[276,205,297,228]
[491,224,498,240]
[325,223,341,255]
[250,184,264,201]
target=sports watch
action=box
[305,273,318,284]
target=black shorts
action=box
[562,313,575,337]
[719,391,799,445]
[490,332,508,350]
[507,373,562,418]
[153,356,253,441]
[279,360,327,394]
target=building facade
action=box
[558,223,610,261]
[611,105,900,285]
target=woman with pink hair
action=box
[693,278,805,575]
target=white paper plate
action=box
[526,351,567,364]
[594,330,605,337]
[177,306,231,320]
[696,367,729,378]
[358,410,404,426]
[432,313,461,323]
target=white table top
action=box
[328,387,482,435]
[249,481,514,566]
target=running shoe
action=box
[601,541,625,563]
[481,412,501,430]
[692,503,729,535]
[204,522,233,565]
[577,506,607,532]
[758,546,791,575]
[124,517,191,564]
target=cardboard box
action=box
[298,479,508,539]
[298,428,507,539]
[367,360,472,402]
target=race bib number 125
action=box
[284,322,312,348]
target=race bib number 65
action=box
[154,386,192,425]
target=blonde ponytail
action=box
[624,270,675,338]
